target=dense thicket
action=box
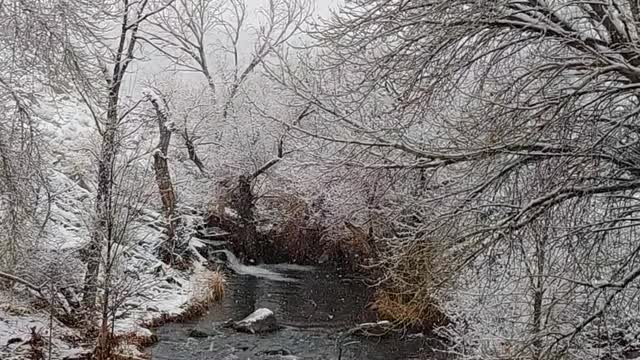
[267,0,640,358]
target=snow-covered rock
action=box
[232,308,279,334]
[347,320,393,337]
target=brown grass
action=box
[264,193,379,268]
[202,270,226,302]
[370,288,448,330]
[369,237,453,331]
[269,195,325,263]
[102,332,157,360]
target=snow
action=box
[238,308,274,324]
[191,238,228,248]
[43,170,92,250]
[197,226,231,238]
[0,293,84,359]
[265,263,315,272]
[211,250,297,282]
[224,207,239,219]
[0,92,214,358]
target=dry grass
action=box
[369,237,453,331]
[202,270,225,302]
[370,288,448,330]
[266,194,378,267]
[102,332,157,360]
[270,195,325,263]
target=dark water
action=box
[150,264,437,359]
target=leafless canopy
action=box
[269,0,640,357]
[145,0,310,116]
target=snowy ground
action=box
[0,93,211,359]
[0,169,209,358]
[0,172,208,358]
[0,291,85,360]
[0,263,206,359]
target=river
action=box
[149,258,440,359]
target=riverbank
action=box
[0,264,225,359]
[0,212,226,360]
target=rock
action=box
[145,305,159,312]
[347,320,393,337]
[317,252,329,264]
[232,308,279,334]
[188,329,209,338]
[261,348,292,356]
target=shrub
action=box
[203,270,225,302]
[371,288,448,330]
[371,237,452,330]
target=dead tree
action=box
[233,174,257,260]
[148,93,184,265]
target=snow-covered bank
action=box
[0,263,215,360]
[0,92,221,359]
[0,291,86,360]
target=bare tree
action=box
[143,0,310,172]
[146,89,190,267]
[81,0,174,311]
[95,150,156,360]
[267,0,640,358]
[0,81,43,276]
[138,0,311,261]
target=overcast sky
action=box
[121,0,342,97]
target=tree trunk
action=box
[82,114,117,310]
[235,174,258,262]
[81,0,139,309]
[149,96,180,265]
[228,108,310,262]
[183,130,205,174]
